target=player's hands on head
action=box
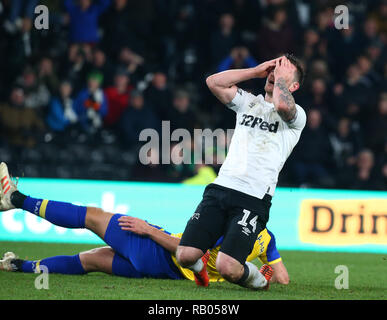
[254,57,279,78]
[273,56,295,85]
[118,216,152,236]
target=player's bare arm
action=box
[206,58,278,104]
[118,216,181,253]
[272,57,299,122]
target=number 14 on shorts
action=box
[237,209,258,236]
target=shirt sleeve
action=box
[286,104,307,130]
[266,230,282,265]
[225,88,256,113]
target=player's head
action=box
[264,53,305,94]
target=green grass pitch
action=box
[0,241,385,300]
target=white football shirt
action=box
[213,88,306,199]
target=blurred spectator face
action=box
[10,88,25,107]
[231,47,249,67]
[219,14,234,32]
[307,109,322,129]
[347,64,361,82]
[114,0,127,10]
[341,24,354,37]
[119,48,132,64]
[357,150,374,170]
[304,29,319,46]
[114,74,129,91]
[131,94,144,110]
[378,95,387,115]
[357,56,372,74]
[152,73,167,90]
[68,44,79,62]
[69,45,87,64]
[80,0,92,11]
[39,58,54,76]
[93,49,106,67]
[60,82,72,98]
[364,18,378,38]
[367,44,381,62]
[173,92,190,113]
[23,70,37,88]
[316,11,330,30]
[273,9,287,26]
[21,18,32,33]
[310,60,329,78]
[87,74,102,91]
[346,103,360,116]
[311,79,326,96]
[337,118,350,138]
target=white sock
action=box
[187,258,204,273]
[240,262,267,289]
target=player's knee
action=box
[216,259,243,283]
[79,247,114,272]
[176,247,200,267]
[86,207,105,221]
[79,249,99,272]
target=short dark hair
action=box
[285,53,305,87]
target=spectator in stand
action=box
[144,71,172,121]
[16,66,50,111]
[292,109,333,187]
[333,64,373,119]
[357,54,381,86]
[104,69,133,127]
[64,0,111,44]
[328,18,362,82]
[338,149,385,190]
[37,57,60,96]
[0,87,45,148]
[119,90,159,146]
[46,80,78,132]
[74,71,108,133]
[359,17,381,49]
[61,45,92,94]
[6,17,41,81]
[302,78,329,112]
[210,13,239,67]
[167,89,198,134]
[100,0,136,57]
[329,117,363,173]
[363,93,387,157]
[302,28,320,63]
[90,47,115,87]
[117,47,145,84]
[218,46,258,72]
[255,5,295,61]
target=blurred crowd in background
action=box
[0,0,385,190]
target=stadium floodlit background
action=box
[0,0,386,300]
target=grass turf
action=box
[0,241,385,300]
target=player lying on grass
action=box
[0,162,289,288]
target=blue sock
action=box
[22,196,87,228]
[21,254,86,275]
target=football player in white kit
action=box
[176,54,306,290]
